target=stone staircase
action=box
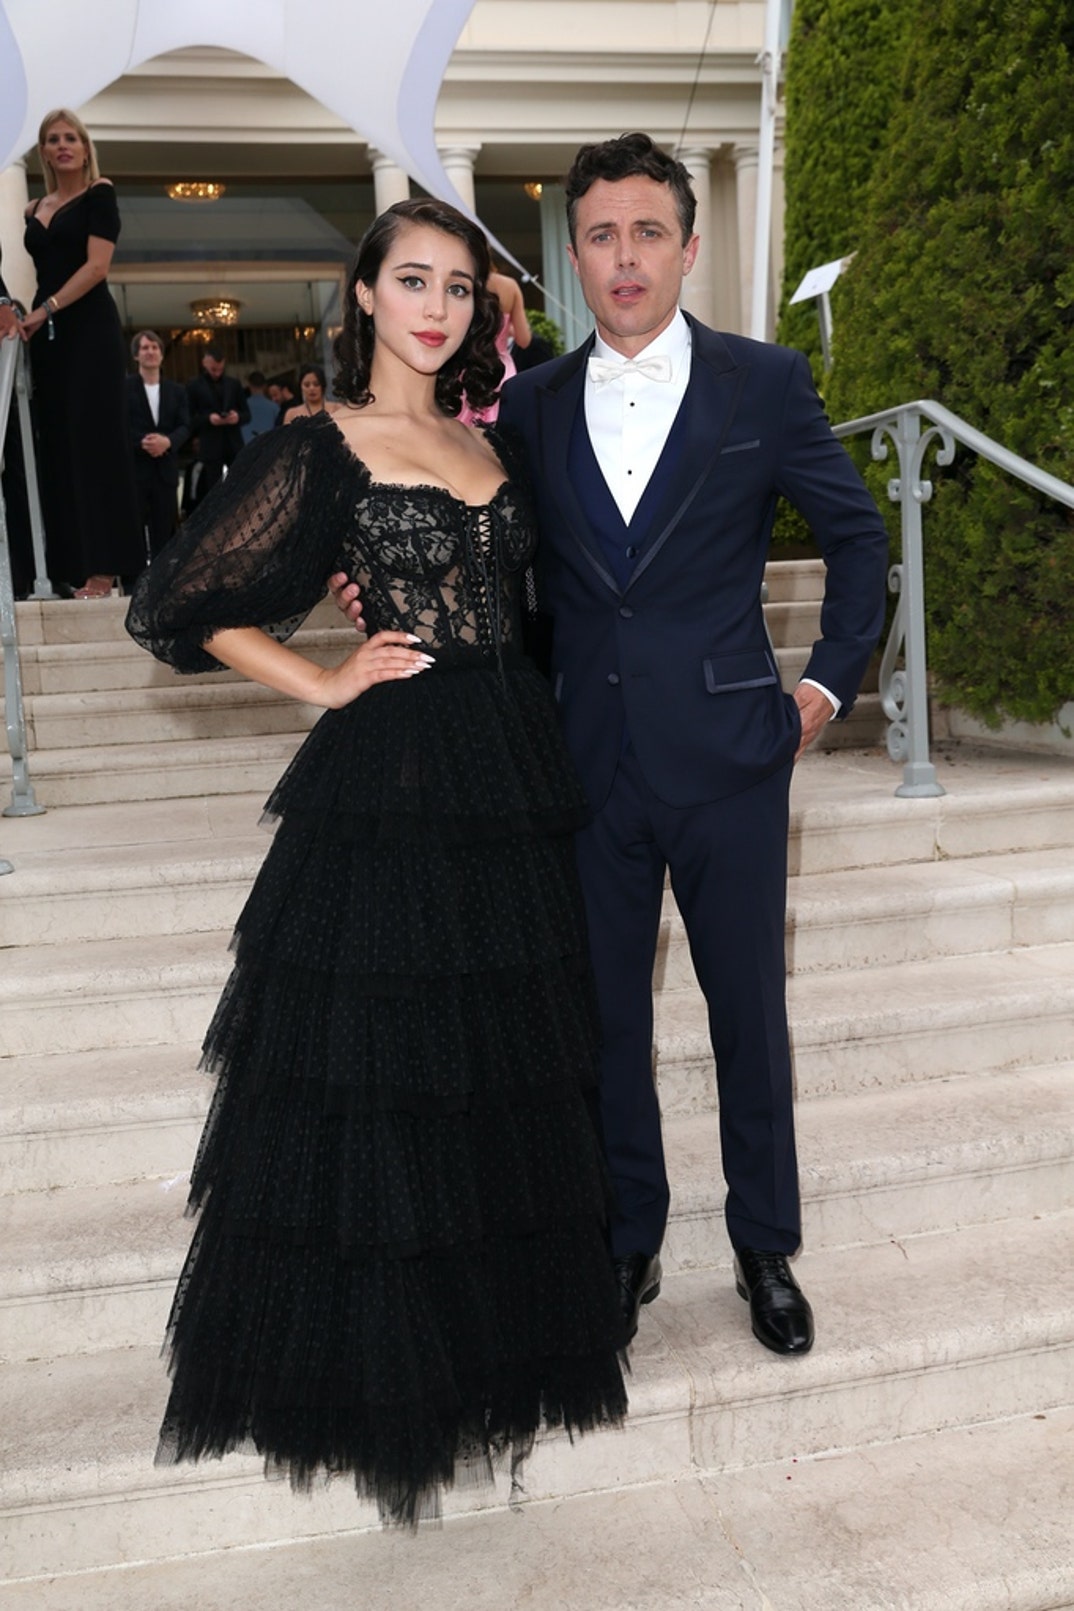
[1,564,1072,1610]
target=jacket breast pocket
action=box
[719,439,761,456]
[702,649,779,694]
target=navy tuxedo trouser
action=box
[574,745,801,1259]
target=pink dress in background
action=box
[459,312,515,426]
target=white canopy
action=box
[0,0,478,212]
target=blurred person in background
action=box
[126,329,190,562]
[242,370,278,443]
[281,362,332,423]
[185,344,249,509]
[20,108,141,597]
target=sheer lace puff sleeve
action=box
[125,419,347,674]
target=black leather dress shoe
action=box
[734,1249,814,1355]
[612,1252,662,1345]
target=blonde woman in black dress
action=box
[22,108,141,596]
[126,198,627,1525]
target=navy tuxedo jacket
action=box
[126,376,191,489]
[498,317,888,811]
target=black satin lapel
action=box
[626,361,749,592]
[535,364,620,595]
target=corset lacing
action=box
[463,502,507,685]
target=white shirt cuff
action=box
[799,677,841,718]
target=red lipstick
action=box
[415,331,447,347]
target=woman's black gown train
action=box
[125,415,627,1523]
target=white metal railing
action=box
[832,399,1074,798]
[0,332,48,845]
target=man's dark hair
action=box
[204,343,225,363]
[246,369,266,388]
[565,133,696,247]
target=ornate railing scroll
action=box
[0,333,48,833]
[832,400,1074,799]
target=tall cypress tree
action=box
[825,0,1074,724]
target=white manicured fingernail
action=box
[405,634,424,643]
[417,654,436,665]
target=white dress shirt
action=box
[583,308,839,717]
[584,309,692,526]
[143,381,161,427]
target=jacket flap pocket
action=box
[703,649,778,694]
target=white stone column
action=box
[733,143,760,336]
[438,146,481,215]
[0,162,36,310]
[368,149,410,213]
[677,147,714,327]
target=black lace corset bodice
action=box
[341,479,532,662]
[126,413,537,675]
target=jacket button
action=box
[619,605,633,619]
[607,672,621,686]
[625,545,638,559]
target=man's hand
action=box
[0,305,18,341]
[793,682,834,761]
[328,571,367,633]
[141,433,170,458]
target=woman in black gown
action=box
[126,198,627,1525]
[21,108,141,597]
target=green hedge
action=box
[776,0,910,374]
[825,0,1074,724]
[773,0,909,550]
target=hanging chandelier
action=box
[167,181,227,203]
[190,297,241,327]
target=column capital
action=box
[676,146,714,171]
[733,143,760,171]
[437,145,482,175]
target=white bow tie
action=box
[587,352,673,387]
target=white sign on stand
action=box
[790,254,855,369]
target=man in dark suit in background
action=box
[126,330,190,561]
[333,135,888,1357]
[186,344,248,508]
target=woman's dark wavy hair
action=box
[333,198,503,416]
[298,362,327,391]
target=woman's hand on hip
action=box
[318,630,433,708]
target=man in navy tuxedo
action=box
[335,135,888,1355]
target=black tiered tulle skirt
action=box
[156,653,628,1523]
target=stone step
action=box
[3,927,1072,1082]
[13,592,347,648]
[1,1408,1068,1610]
[3,1064,1070,1361]
[13,626,350,697]
[655,847,1074,986]
[10,734,305,808]
[0,1210,1069,1581]
[8,747,1074,873]
[0,1044,206,1194]
[0,834,266,947]
[22,681,326,751]
[7,796,1071,960]
[654,941,1074,1112]
[762,556,826,603]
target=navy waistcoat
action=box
[567,392,690,592]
